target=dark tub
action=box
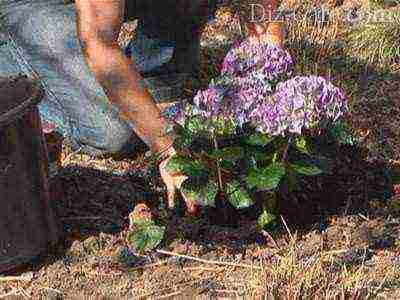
[0,75,59,273]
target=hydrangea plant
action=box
[164,40,351,229]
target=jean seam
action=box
[6,33,131,153]
[5,31,72,136]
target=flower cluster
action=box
[190,72,272,126]
[221,40,294,80]
[250,76,348,135]
[171,39,348,137]
[192,85,225,119]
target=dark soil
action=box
[0,161,398,298]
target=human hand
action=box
[158,149,199,214]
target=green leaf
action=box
[290,160,323,176]
[186,116,207,134]
[126,224,165,253]
[220,159,235,170]
[173,131,193,149]
[329,123,356,146]
[166,155,206,177]
[262,191,278,213]
[212,146,245,162]
[226,181,254,209]
[257,210,278,230]
[245,133,274,146]
[295,137,312,155]
[247,162,286,191]
[213,117,236,136]
[251,150,273,163]
[181,180,218,207]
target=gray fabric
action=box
[0,0,182,155]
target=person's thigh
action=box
[0,0,134,156]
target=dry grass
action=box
[282,0,346,76]
[344,8,400,70]
[248,233,400,298]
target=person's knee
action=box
[11,3,77,55]
[76,119,133,155]
[66,109,134,156]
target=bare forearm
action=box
[83,41,173,153]
[241,0,284,45]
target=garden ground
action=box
[1,1,400,299]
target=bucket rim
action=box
[0,76,44,128]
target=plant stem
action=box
[282,136,293,164]
[212,133,224,192]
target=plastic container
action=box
[0,75,59,273]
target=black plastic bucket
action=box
[0,75,59,273]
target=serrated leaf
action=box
[245,133,274,146]
[220,159,235,170]
[181,180,218,206]
[213,117,236,136]
[186,116,207,134]
[247,162,286,191]
[212,146,245,162]
[252,151,274,164]
[126,224,165,253]
[226,181,254,209]
[258,210,278,229]
[295,137,311,154]
[166,155,206,177]
[173,132,193,149]
[290,161,323,176]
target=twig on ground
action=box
[129,259,169,270]
[358,213,370,221]
[261,230,280,249]
[182,266,223,272]
[157,291,182,299]
[0,275,32,282]
[156,249,262,270]
[39,287,63,296]
[280,215,294,241]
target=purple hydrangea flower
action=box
[193,85,225,118]
[172,39,348,137]
[225,72,273,126]
[222,40,294,81]
[163,101,190,126]
[191,72,272,125]
[250,76,348,136]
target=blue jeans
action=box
[0,0,178,156]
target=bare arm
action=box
[75,0,173,153]
[242,0,284,46]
